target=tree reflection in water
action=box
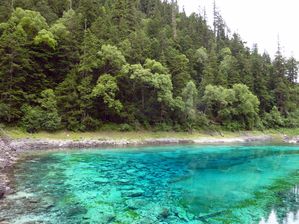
[260,185,299,224]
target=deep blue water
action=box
[1,144,299,224]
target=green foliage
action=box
[193,112,210,130]
[181,81,198,130]
[201,47,218,89]
[21,105,44,133]
[119,123,134,132]
[128,59,181,112]
[165,47,191,95]
[218,50,240,87]
[232,84,260,129]
[182,81,198,118]
[21,89,61,132]
[4,8,48,39]
[34,29,57,49]
[38,89,61,131]
[0,1,298,131]
[92,74,123,113]
[81,115,102,131]
[154,123,173,132]
[99,44,127,74]
[0,103,10,122]
[284,110,299,128]
[0,21,31,123]
[55,69,95,132]
[203,84,260,130]
[263,106,284,129]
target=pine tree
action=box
[0,25,30,123]
[201,46,218,91]
[250,45,271,113]
[286,56,298,84]
[271,41,289,114]
[0,0,298,130]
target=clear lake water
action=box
[1,144,299,224]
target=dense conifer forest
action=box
[0,0,298,132]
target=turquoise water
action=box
[1,144,299,224]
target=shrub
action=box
[21,89,62,132]
[119,123,134,132]
[263,106,284,128]
[202,84,260,130]
[194,112,210,130]
[82,116,102,131]
[153,123,173,132]
[173,123,183,132]
[100,123,122,131]
[21,106,44,133]
[42,110,61,132]
[284,110,299,128]
[66,117,84,132]
[223,121,244,131]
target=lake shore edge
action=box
[0,133,298,199]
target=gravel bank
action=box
[283,136,299,144]
[9,135,273,151]
[0,138,17,198]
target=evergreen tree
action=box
[201,46,218,90]
[286,56,298,84]
[271,43,290,114]
[250,45,271,112]
[0,29,29,122]
[0,0,298,131]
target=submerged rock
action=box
[66,205,87,217]
[174,207,190,221]
[159,208,170,219]
[126,169,137,175]
[85,205,115,224]
[117,178,131,184]
[125,198,146,209]
[94,177,109,184]
[0,185,5,199]
[136,216,158,224]
[123,189,145,197]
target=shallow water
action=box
[1,144,299,224]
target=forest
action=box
[0,0,298,132]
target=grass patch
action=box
[2,127,297,141]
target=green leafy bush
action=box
[202,84,260,130]
[194,112,210,130]
[284,110,299,128]
[100,123,122,131]
[21,106,44,133]
[223,121,244,131]
[82,116,102,131]
[66,117,84,132]
[263,106,284,128]
[119,123,134,132]
[21,89,62,132]
[153,123,173,132]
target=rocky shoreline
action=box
[0,137,18,199]
[283,136,299,144]
[0,134,280,199]
[9,135,275,151]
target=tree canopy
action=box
[0,0,298,132]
